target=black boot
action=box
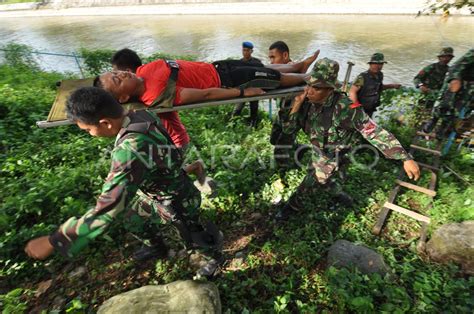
[132,235,169,261]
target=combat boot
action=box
[132,234,169,261]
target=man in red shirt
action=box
[95,51,318,107]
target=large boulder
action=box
[426,220,474,274]
[327,239,390,275]
[98,280,221,314]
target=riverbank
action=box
[0,0,471,17]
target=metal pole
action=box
[342,61,355,93]
[73,52,85,78]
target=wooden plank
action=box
[417,162,439,172]
[410,144,442,156]
[416,131,436,138]
[395,179,437,197]
[372,185,401,235]
[383,202,431,223]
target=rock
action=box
[194,177,218,196]
[68,266,87,279]
[426,221,474,274]
[250,213,262,220]
[35,279,53,297]
[51,295,67,312]
[327,240,390,275]
[98,281,221,314]
[235,251,246,259]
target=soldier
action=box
[414,47,454,109]
[349,53,402,117]
[232,41,263,127]
[276,58,420,220]
[25,87,223,277]
[270,45,316,183]
[424,48,474,138]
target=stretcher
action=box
[36,78,304,128]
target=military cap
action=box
[242,41,254,49]
[437,47,454,57]
[368,52,387,64]
[306,57,340,89]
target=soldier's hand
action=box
[290,89,308,114]
[403,160,420,181]
[25,236,54,260]
[243,87,265,97]
[449,79,462,93]
[420,86,430,93]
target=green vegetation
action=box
[0,45,473,312]
[0,0,40,5]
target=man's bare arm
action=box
[349,84,360,104]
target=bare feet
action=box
[301,49,320,73]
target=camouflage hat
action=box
[368,52,387,64]
[437,47,454,57]
[307,57,340,89]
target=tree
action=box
[418,0,474,16]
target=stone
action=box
[35,279,53,297]
[194,177,218,196]
[327,240,390,275]
[426,221,474,274]
[98,281,221,314]
[68,266,87,279]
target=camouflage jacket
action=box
[414,62,449,91]
[283,92,411,169]
[447,49,474,83]
[49,110,190,258]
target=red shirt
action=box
[157,112,189,148]
[137,59,221,106]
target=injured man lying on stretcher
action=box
[92,52,320,108]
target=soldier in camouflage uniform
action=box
[276,58,420,220]
[25,87,222,276]
[270,49,320,181]
[414,47,454,109]
[349,53,402,117]
[424,48,474,138]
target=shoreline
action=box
[0,1,471,18]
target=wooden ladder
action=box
[372,131,442,252]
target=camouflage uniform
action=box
[430,49,474,137]
[352,53,387,117]
[281,58,411,211]
[49,110,204,258]
[413,47,453,109]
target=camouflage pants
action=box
[287,154,349,210]
[270,99,300,173]
[123,178,202,239]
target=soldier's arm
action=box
[414,65,430,88]
[351,108,420,179]
[351,107,411,161]
[282,91,307,135]
[47,134,154,258]
[349,74,363,104]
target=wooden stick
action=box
[383,202,431,223]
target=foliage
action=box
[419,0,474,16]
[1,47,473,312]
[0,42,40,70]
[79,48,115,76]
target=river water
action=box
[0,15,472,85]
